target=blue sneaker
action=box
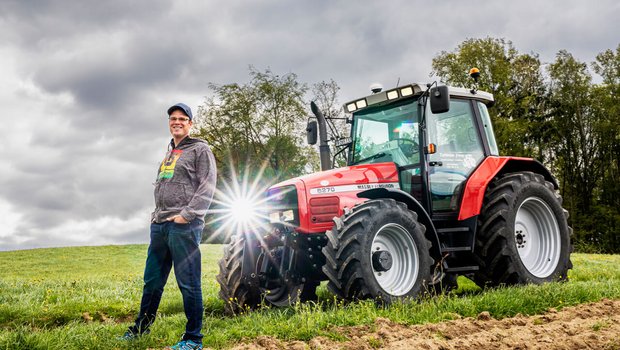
[118,328,149,341]
[165,339,202,350]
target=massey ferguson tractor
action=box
[216,70,572,314]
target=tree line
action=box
[195,39,620,253]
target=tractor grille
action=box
[309,196,340,223]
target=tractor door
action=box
[427,99,485,213]
[349,99,424,203]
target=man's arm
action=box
[179,145,217,222]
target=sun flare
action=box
[205,158,283,242]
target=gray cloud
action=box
[0,0,618,251]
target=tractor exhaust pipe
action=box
[310,101,331,170]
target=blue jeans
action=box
[130,221,204,342]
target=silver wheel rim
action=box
[371,223,419,296]
[515,197,561,278]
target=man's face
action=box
[169,109,192,139]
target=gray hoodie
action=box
[151,136,217,223]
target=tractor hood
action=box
[269,162,400,233]
[270,162,400,193]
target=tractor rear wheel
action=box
[216,235,262,315]
[322,199,433,303]
[474,172,572,287]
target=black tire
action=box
[216,235,261,315]
[474,172,573,287]
[263,281,319,306]
[322,199,433,303]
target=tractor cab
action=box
[343,83,496,216]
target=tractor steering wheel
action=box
[393,138,419,157]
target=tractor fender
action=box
[459,156,559,221]
[496,158,558,188]
[357,187,441,260]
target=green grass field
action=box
[0,245,619,349]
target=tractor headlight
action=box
[386,90,399,100]
[400,86,414,96]
[346,102,358,113]
[345,98,368,113]
[269,209,295,223]
[266,186,299,226]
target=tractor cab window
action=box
[477,102,499,156]
[427,99,484,212]
[351,100,420,167]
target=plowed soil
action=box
[228,299,620,350]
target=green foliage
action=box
[546,48,620,253]
[592,46,620,214]
[0,246,619,349]
[548,50,599,213]
[195,66,309,182]
[195,71,349,181]
[432,37,549,160]
[432,39,620,253]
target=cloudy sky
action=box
[0,0,618,251]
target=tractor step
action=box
[445,265,479,273]
[436,227,469,233]
[436,226,474,254]
[440,246,472,252]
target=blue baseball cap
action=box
[167,103,193,120]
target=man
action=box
[121,103,216,350]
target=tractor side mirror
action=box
[430,85,450,114]
[306,120,318,145]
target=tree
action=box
[310,79,350,168]
[547,50,599,214]
[589,45,620,251]
[195,67,309,182]
[431,37,549,160]
[592,44,620,209]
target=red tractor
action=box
[217,71,572,313]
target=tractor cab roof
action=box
[343,83,494,114]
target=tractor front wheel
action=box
[217,236,320,314]
[216,235,262,315]
[474,172,572,287]
[322,199,433,303]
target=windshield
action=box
[350,99,420,166]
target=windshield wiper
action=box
[352,152,386,165]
